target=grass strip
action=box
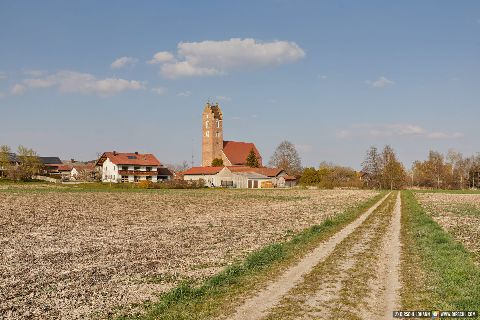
[401,190,480,311]
[116,192,387,320]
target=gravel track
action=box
[230,193,395,320]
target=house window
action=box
[134,166,140,171]
[146,167,151,171]
[146,176,152,181]
[121,176,129,183]
[134,176,139,182]
[122,166,128,171]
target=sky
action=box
[0,0,479,169]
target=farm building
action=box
[95,151,172,183]
[182,166,296,188]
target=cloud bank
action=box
[149,38,305,78]
[20,71,145,96]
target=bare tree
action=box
[268,141,302,176]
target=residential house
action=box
[95,151,170,183]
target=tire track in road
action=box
[229,193,391,320]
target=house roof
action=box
[234,172,269,179]
[228,166,284,177]
[157,167,173,176]
[72,163,95,171]
[222,141,262,165]
[283,175,297,181]
[95,152,161,166]
[39,157,63,165]
[7,153,19,163]
[182,166,224,175]
[57,165,73,172]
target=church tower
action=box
[202,102,223,166]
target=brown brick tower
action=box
[202,102,223,166]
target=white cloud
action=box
[151,87,167,95]
[23,77,57,88]
[426,132,464,139]
[317,74,327,80]
[21,70,145,96]
[23,69,47,77]
[111,56,138,69]
[152,38,305,78]
[11,84,27,96]
[148,51,175,64]
[337,123,463,140]
[366,76,394,88]
[176,90,191,97]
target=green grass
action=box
[401,190,480,311]
[115,192,387,320]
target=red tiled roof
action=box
[222,141,262,166]
[57,165,72,172]
[96,152,161,166]
[284,175,297,181]
[182,166,224,175]
[72,163,95,171]
[228,166,284,177]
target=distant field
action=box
[415,192,480,263]
[0,186,378,319]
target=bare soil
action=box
[0,188,377,319]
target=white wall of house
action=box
[101,158,159,183]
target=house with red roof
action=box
[95,151,172,183]
[202,103,262,167]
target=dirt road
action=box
[229,192,401,320]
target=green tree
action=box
[211,158,224,167]
[300,167,320,185]
[246,148,260,168]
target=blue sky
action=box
[1,0,479,169]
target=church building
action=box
[202,102,262,167]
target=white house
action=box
[95,151,171,183]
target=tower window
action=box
[216,120,220,128]
[205,121,209,129]
[206,131,210,137]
